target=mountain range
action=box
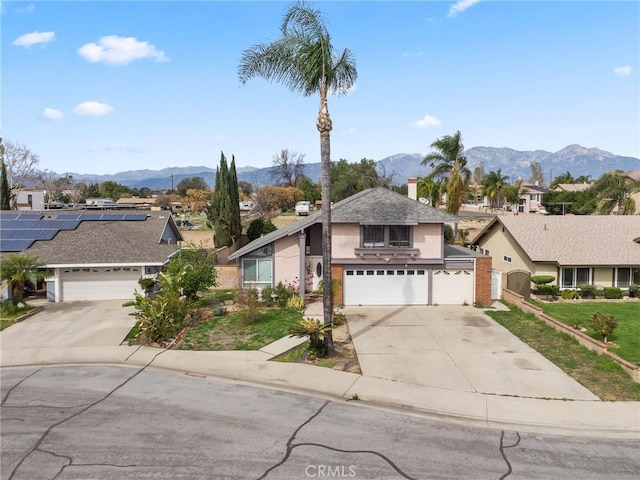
[65,145,639,190]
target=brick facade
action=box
[475,256,492,307]
[331,264,344,306]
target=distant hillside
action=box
[65,145,639,189]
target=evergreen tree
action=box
[0,159,11,210]
[229,156,242,243]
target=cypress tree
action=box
[229,156,241,243]
[0,160,11,211]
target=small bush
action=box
[537,284,560,300]
[561,289,579,300]
[124,290,192,344]
[531,275,555,285]
[212,307,227,316]
[578,284,597,299]
[333,309,346,326]
[235,289,261,325]
[246,218,277,241]
[628,284,639,298]
[286,295,304,311]
[603,287,623,300]
[590,311,618,343]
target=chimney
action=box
[408,177,417,201]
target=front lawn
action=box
[530,301,640,365]
[0,303,34,330]
[178,308,302,351]
[486,306,640,401]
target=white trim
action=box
[45,262,165,268]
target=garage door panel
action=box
[432,270,474,305]
[62,268,140,301]
[344,268,428,306]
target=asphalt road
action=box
[1,365,639,480]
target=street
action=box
[1,365,639,480]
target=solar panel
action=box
[0,229,58,240]
[122,214,147,221]
[56,214,81,220]
[0,239,36,252]
[100,215,125,221]
[77,214,104,221]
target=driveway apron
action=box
[0,300,136,349]
[344,305,598,401]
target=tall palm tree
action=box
[239,1,357,349]
[0,253,46,305]
[482,169,510,209]
[422,131,471,216]
[594,170,639,215]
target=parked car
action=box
[295,201,311,216]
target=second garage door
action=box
[343,268,428,305]
[431,269,474,305]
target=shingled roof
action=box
[21,211,182,266]
[474,215,640,266]
[229,188,457,260]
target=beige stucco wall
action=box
[413,224,442,258]
[332,224,360,258]
[477,225,535,274]
[531,262,557,279]
[274,234,300,286]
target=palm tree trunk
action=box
[317,102,334,351]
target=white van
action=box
[295,201,311,216]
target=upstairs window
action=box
[362,225,411,248]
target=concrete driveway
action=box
[344,305,599,401]
[0,300,136,350]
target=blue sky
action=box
[3,0,639,175]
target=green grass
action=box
[197,289,237,308]
[0,303,34,330]
[273,343,308,362]
[532,302,640,365]
[178,307,302,351]
[182,213,212,231]
[486,306,640,401]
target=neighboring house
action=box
[15,189,46,211]
[0,211,183,302]
[116,197,154,209]
[229,188,492,306]
[552,183,593,193]
[623,170,640,215]
[518,183,548,214]
[471,215,640,289]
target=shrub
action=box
[561,289,579,300]
[628,284,639,298]
[590,311,618,343]
[212,306,227,316]
[235,289,261,325]
[138,277,156,294]
[603,287,623,299]
[578,284,597,299]
[285,295,304,311]
[261,286,275,306]
[332,309,346,326]
[537,284,559,300]
[531,275,555,285]
[165,248,217,300]
[246,218,277,241]
[125,290,192,344]
[289,318,332,358]
[274,281,294,308]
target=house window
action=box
[503,255,512,264]
[362,225,411,248]
[614,268,632,288]
[242,258,272,289]
[561,267,591,288]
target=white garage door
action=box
[432,269,474,305]
[344,268,428,306]
[62,267,141,301]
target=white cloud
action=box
[73,101,114,116]
[401,52,424,58]
[447,0,481,18]
[613,66,632,77]
[77,35,168,65]
[16,3,36,14]
[12,31,55,47]
[41,108,64,120]
[412,114,442,129]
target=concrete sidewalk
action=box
[1,302,638,439]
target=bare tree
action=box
[1,139,41,209]
[268,149,306,187]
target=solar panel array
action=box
[0,212,148,252]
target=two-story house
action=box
[228,188,492,306]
